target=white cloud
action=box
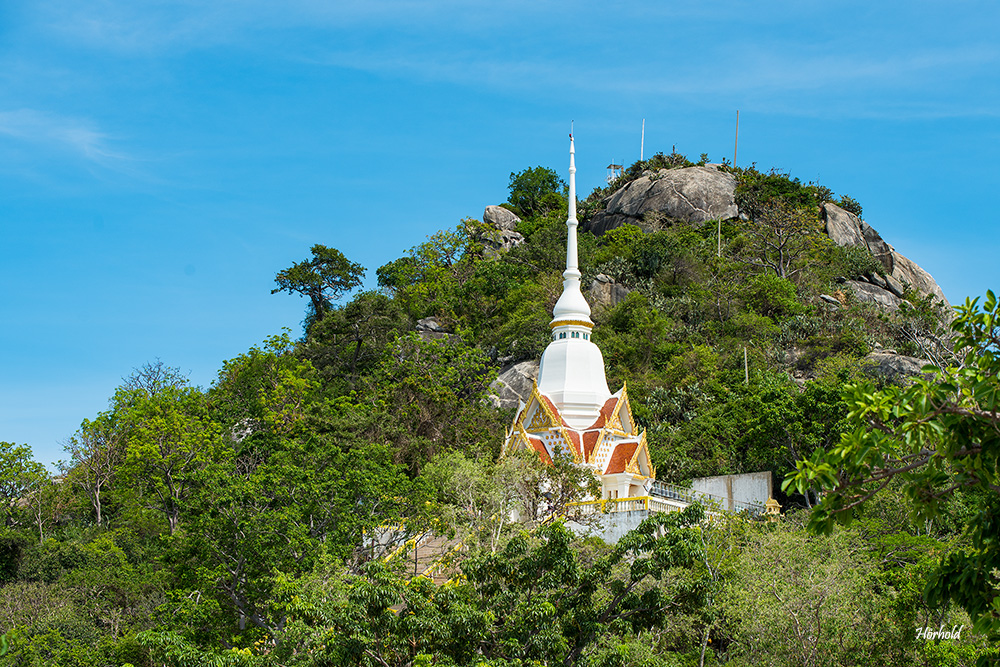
[0,108,126,162]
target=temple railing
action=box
[650,480,766,517]
[567,495,681,515]
[566,482,766,518]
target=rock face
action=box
[845,279,903,310]
[863,352,932,382]
[821,203,949,306]
[489,359,539,410]
[483,205,521,232]
[583,166,738,235]
[589,274,631,309]
[476,206,525,255]
[416,317,450,341]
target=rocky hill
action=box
[486,162,951,413]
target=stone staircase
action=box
[384,531,464,585]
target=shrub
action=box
[838,194,863,218]
[741,273,804,318]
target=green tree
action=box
[0,442,46,529]
[507,166,566,220]
[210,331,319,447]
[785,291,1000,644]
[116,384,230,535]
[303,291,406,389]
[62,414,124,527]
[369,333,499,474]
[316,509,706,667]
[272,244,365,326]
[734,199,824,280]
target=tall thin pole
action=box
[717,219,721,257]
[733,110,739,167]
[744,345,749,385]
[640,118,645,162]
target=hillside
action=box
[0,151,994,667]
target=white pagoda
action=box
[502,133,655,500]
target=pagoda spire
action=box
[550,128,593,330]
[534,127,611,429]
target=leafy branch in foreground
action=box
[784,291,1000,641]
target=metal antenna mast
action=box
[640,118,645,162]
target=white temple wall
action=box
[691,471,772,510]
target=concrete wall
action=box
[691,471,772,510]
[566,510,651,544]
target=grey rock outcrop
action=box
[891,252,948,305]
[483,205,521,232]
[475,206,525,255]
[822,203,894,273]
[845,280,903,310]
[584,166,738,235]
[589,274,631,309]
[821,203,949,306]
[489,359,539,410]
[416,317,450,341]
[863,352,932,382]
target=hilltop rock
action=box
[474,207,525,255]
[584,166,738,235]
[489,359,539,410]
[891,252,949,305]
[483,205,521,232]
[822,203,894,273]
[821,203,949,306]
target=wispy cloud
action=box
[0,109,127,163]
[308,41,1000,121]
[33,0,538,54]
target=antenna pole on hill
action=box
[640,118,645,162]
[734,110,739,167]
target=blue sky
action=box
[2,0,998,467]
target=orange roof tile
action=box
[527,436,552,465]
[582,431,601,461]
[588,397,619,429]
[605,442,638,474]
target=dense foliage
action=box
[1,153,994,665]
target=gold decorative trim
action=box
[521,383,581,464]
[549,319,595,330]
[528,407,552,430]
[514,381,539,430]
[585,430,605,465]
[617,382,636,436]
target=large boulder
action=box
[416,317,451,341]
[821,203,895,273]
[863,351,932,382]
[483,205,521,232]
[821,203,949,306]
[473,207,525,256]
[891,252,949,306]
[583,166,738,235]
[489,360,539,410]
[589,274,631,309]
[845,280,903,310]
